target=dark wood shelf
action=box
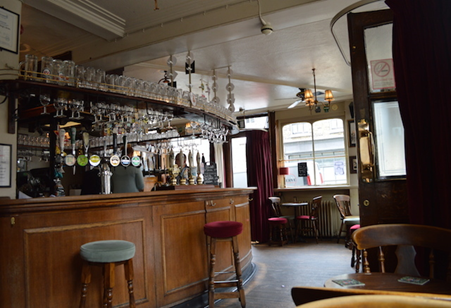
[0,79,237,135]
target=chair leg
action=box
[355,249,361,273]
[287,220,295,243]
[337,221,344,243]
[312,220,319,244]
[79,262,91,308]
[268,225,273,246]
[232,236,246,308]
[103,263,115,308]
[124,259,136,308]
[278,225,285,246]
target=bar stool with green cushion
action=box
[79,240,136,308]
[204,221,246,308]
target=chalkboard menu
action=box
[203,163,219,185]
[298,162,308,177]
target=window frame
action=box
[279,115,349,188]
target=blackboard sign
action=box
[203,163,219,185]
[298,162,308,177]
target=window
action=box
[282,118,347,187]
[232,137,247,188]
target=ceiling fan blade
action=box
[288,100,302,109]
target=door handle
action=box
[358,119,375,183]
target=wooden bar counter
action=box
[0,188,254,308]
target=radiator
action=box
[290,200,342,238]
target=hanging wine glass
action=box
[39,94,51,115]
[69,99,84,120]
[54,98,67,118]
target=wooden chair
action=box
[268,197,295,241]
[352,224,451,280]
[295,196,322,243]
[295,294,451,308]
[333,194,359,244]
[291,286,451,306]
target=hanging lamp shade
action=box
[325,89,334,102]
[279,167,290,175]
[304,89,314,101]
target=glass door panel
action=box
[373,101,406,178]
[365,23,395,93]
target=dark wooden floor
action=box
[213,239,355,308]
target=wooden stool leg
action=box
[208,237,217,308]
[79,262,91,308]
[103,263,115,308]
[124,259,136,308]
[232,236,246,308]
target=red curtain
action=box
[386,0,451,228]
[245,130,274,242]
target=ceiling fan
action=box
[287,88,324,109]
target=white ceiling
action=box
[19,0,389,115]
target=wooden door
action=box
[348,9,408,228]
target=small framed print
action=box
[0,7,20,54]
[0,144,12,187]
[348,119,356,147]
[349,156,357,174]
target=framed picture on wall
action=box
[0,144,12,187]
[0,7,20,54]
[348,120,356,147]
[349,156,357,174]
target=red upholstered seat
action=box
[268,217,288,224]
[350,224,361,230]
[204,221,243,238]
[296,215,310,220]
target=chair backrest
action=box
[333,194,352,218]
[309,196,322,219]
[352,224,451,280]
[291,286,451,306]
[296,294,451,308]
[268,197,282,217]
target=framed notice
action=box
[297,162,307,177]
[370,58,396,90]
[349,156,357,174]
[348,120,356,147]
[0,7,20,54]
[0,144,12,187]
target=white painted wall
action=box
[0,0,21,198]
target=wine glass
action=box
[54,98,67,118]
[39,94,51,115]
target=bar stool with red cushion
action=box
[268,217,289,246]
[204,221,246,308]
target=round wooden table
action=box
[325,273,451,296]
[282,202,309,217]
